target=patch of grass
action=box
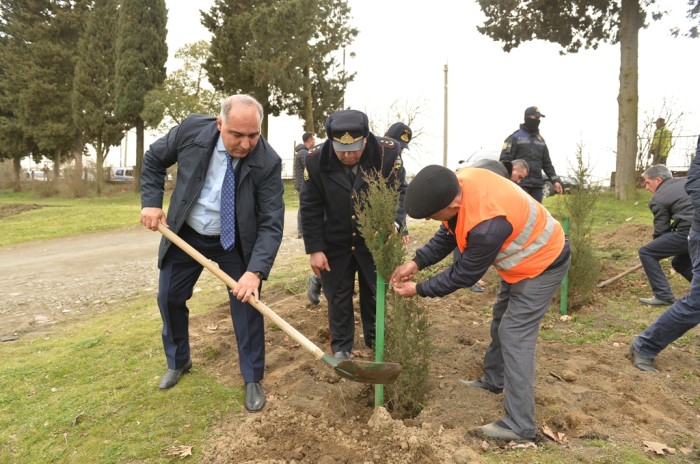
[0,190,153,246]
[0,293,239,463]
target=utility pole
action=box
[443,63,448,168]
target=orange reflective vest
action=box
[446,168,565,284]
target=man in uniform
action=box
[300,109,407,360]
[500,106,563,203]
[390,164,569,442]
[294,132,315,239]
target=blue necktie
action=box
[220,154,236,250]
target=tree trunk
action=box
[615,0,641,200]
[304,65,314,132]
[134,117,144,193]
[12,157,22,192]
[96,139,104,197]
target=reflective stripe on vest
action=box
[494,196,557,270]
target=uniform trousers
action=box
[157,224,265,382]
[520,186,544,203]
[481,258,570,438]
[324,254,376,354]
[638,231,692,301]
[634,229,700,358]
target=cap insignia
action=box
[400,131,410,142]
[335,131,363,145]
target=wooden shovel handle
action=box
[157,223,327,361]
[596,263,643,288]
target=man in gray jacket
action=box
[140,95,284,412]
[630,136,700,372]
[638,165,693,306]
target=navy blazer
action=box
[141,114,284,277]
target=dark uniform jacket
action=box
[300,134,406,295]
[499,124,559,189]
[650,177,693,239]
[685,136,700,232]
[141,114,285,276]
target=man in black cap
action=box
[500,106,563,203]
[300,109,407,360]
[385,122,412,151]
[390,164,569,443]
[384,122,412,244]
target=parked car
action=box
[109,167,134,183]
[543,175,582,197]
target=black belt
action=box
[183,223,220,241]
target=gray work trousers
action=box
[481,258,570,438]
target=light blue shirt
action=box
[187,135,239,235]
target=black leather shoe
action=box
[627,345,658,372]
[158,359,192,390]
[457,378,503,394]
[244,382,266,413]
[307,275,322,305]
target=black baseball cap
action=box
[524,106,545,118]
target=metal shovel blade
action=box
[323,353,402,384]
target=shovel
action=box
[157,223,401,384]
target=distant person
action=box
[140,94,284,413]
[650,118,673,165]
[300,109,407,360]
[500,106,563,203]
[384,122,412,244]
[390,165,569,443]
[637,165,693,306]
[629,136,700,372]
[294,132,315,239]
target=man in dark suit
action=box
[140,94,284,413]
[300,109,407,360]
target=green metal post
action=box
[560,216,570,315]
[374,271,386,407]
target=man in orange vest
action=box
[390,165,570,443]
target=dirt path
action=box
[0,210,301,340]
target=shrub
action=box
[355,169,433,418]
[563,144,601,309]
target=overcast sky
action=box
[107,1,700,183]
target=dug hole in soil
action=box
[1,213,698,462]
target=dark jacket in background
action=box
[650,177,693,238]
[141,114,285,275]
[293,143,308,192]
[499,124,559,189]
[684,135,700,232]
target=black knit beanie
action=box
[405,165,460,219]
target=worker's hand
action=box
[309,252,330,277]
[392,281,417,298]
[553,181,564,195]
[390,261,419,284]
[140,207,166,231]
[231,271,260,304]
[402,234,410,245]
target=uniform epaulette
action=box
[307,145,322,157]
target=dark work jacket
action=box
[649,177,693,238]
[141,114,285,277]
[293,143,308,192]
[300,134,407,296]
[500,124,559,189]
[684,135,700,232]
